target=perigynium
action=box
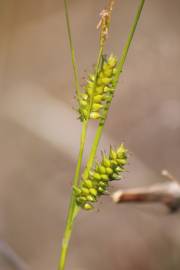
[57,1,145,269]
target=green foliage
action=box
[78,54,118,122]
[74,144,128,210]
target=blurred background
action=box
[0,0,180,269]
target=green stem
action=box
[58,3,87,269]
[116,0,145,77]
[85,0,145,174]
[58,43,104,270]
[58,46,104,270]
[59,5,105,269]
[58,1,145,270]
[58,120,88,270]
[83,125,103,178]
[64,0,80,98]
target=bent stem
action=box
[84,0,145,175]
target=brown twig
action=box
[112,171,180,212]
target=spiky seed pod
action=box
[74,144,128,210]
[78,54,118,121]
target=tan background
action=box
[0,0,180,269]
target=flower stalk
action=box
[84,0,145,178]
[57,0,145,269]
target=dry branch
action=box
[112,171,180,212]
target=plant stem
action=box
[58,2,88,269]
[64,0,80,98]
[58,120,88,270]
[58,1,145,270]
[58,44,104,270]
[116,0,145,77]
[85,0,145,174]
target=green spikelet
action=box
[74,144,128,210]
[78,54,118,121]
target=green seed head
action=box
[81,93,88,100]
[108,55,117,68]
[87,87,93,96]
[90,112,101,119]
[101,174,109,181]
[99,181,107,188]
[89,74,95,81]
[89,188,98,197]
[93,172,101,181]
[115,166,124,173]
[75,145,128,210]
[106,167,113,175]
[78,53,118,121]
[96,86,104,94]
[101,77,112,84]
[98,165,106,174]
[94,95,104,102]
[109,147,117,159]
[83,203,94,210]
[117,158,127,166]
[83,179,93,189]
[86,195,96,202]
[104,68,113,77]
[102,156,111,167]
[117,144,127,157]
[78,196,87,204]
[73,186,81,196]
[92,103,103,112]
[111,173,119,180]
[98,187,105,194]
[80,100,88,107]
[81,188,89,196]
[111,160,118,167]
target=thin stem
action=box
[58,2,88,269]
[64,0,80,98]
[58,1,145,270]
[58,120,88,270]
[83,125,103,178]
[116,0,145,77]
[59,4,105,269]
[58,45,104,270]
[85,0,145,174]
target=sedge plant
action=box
[57,0,145,269]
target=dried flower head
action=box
[97,0,115,46]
